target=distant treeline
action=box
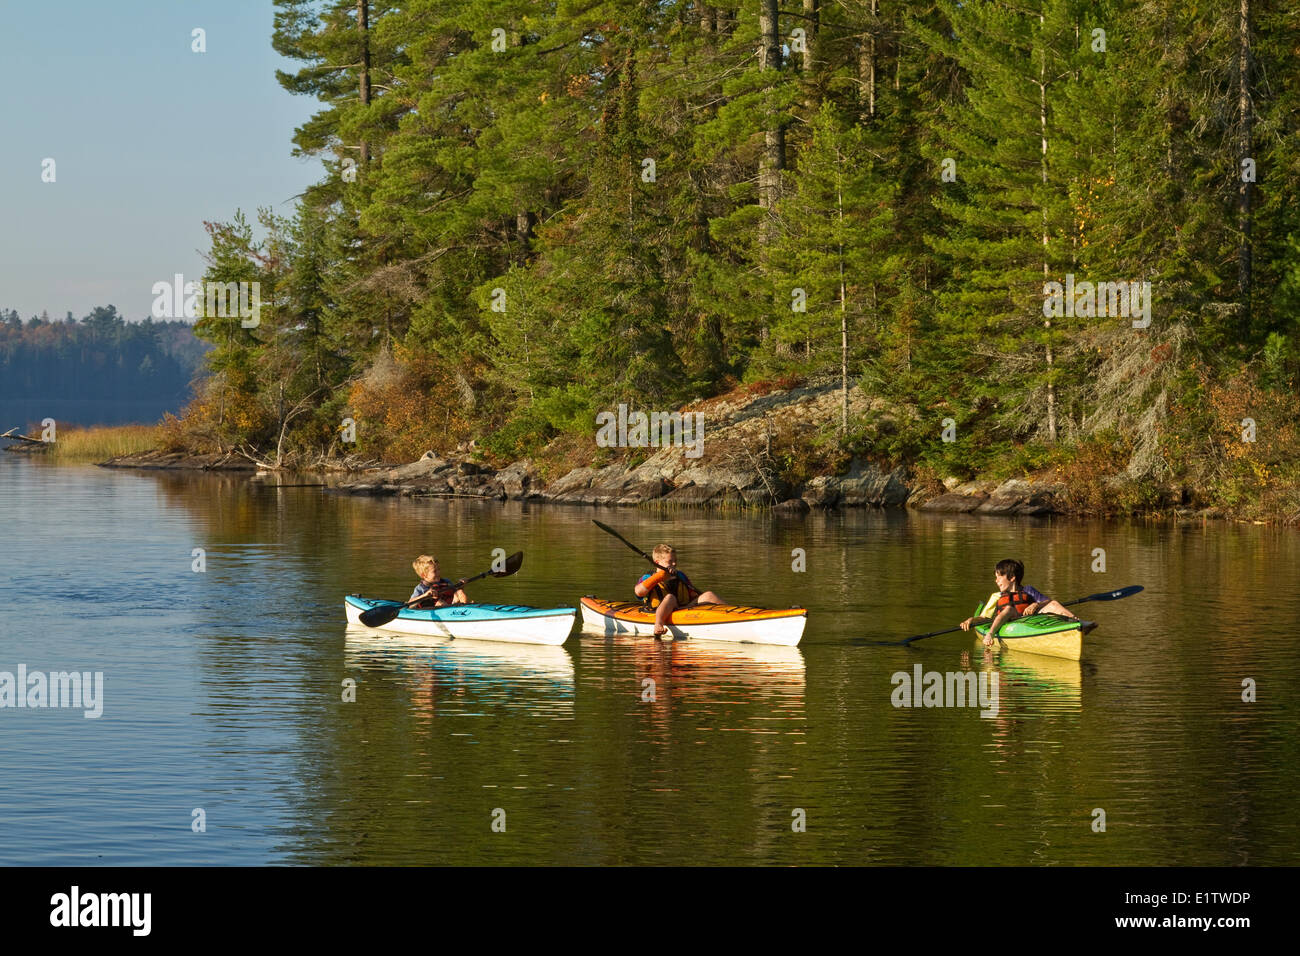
[0,306,208,406]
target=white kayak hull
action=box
[579,598,806,646]
[345,597,576,646]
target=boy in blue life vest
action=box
[634,543,722,637]
[959,558,1076,646]
[409,554,469,608]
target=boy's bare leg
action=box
[654,594,679,636]
[692,590,721,605]
[982,609,1003,645]
[1038,600,1076,618]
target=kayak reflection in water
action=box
[633,543,722,637]
[409,554,470,608]
[958,558,1077,646]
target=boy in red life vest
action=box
[958,558,1076,646]
[409,554,470,608]
[633,544,722,637]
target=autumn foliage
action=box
[346,348,475,462]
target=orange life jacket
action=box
[639,570,698,609]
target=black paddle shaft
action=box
[591,520,672,573]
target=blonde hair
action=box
[412,555,439,577]
[652,544,676,560]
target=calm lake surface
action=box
[0,453,1295,865]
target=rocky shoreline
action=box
[88,444,1253,520]
[99,449,260,471]
[95,444,1249,520]
[95,379,1070,516]
[323,451,1068,515]
[91,378,1255,519]
[100,446,1068,514]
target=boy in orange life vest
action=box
[633,544,723,636]
[409,555,469,608]
[958,558,1076,646]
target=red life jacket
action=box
[414,578,458,605]
[995,588,1037,614]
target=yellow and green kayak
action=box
[974,612,1095,661]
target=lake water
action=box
[0,453,1295,865]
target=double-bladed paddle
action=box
[591,520,672,572]
[875,584,1144,648]
[359,551,524,628]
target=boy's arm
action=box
[634,571,665,598]
[963,593,996,630]
[985,606,1013,637]
[1017,586,1047,615]
[1025,585,1049,609]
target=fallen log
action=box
[1,427,45,445]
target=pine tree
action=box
[768,103,897,432]
[917,0,1089,447]
[194,211,272,446]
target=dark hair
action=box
[995,559,1024,584]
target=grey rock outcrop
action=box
[917,478,1064,515]
[801,458,908,508]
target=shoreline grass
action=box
[44,424,161,463]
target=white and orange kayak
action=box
[579,596,807,646]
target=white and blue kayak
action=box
[344,595,576,646]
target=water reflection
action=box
[344,627,575,720]
[608,634,802,695]
[580,635,806,747]
[966,646,1084,714]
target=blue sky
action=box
[0,0,324,322]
